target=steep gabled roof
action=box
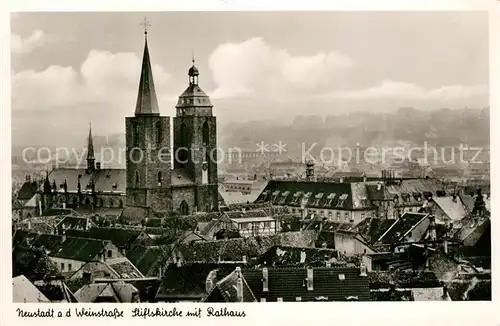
[74,281,139,303]
[17,181,39,200]
[377,213,429,244]
[13,275,51,303]
[134,37,159,116]
[56,216,96,231]
[49,237,109,262]
[204,267,256,302]
[65,227,142,249]
[255,180,363,210]
[242,267,370,301]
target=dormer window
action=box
[290,191,303,205]
[271,190,280,202]
[336,194,348,208]
[278,191,290,204]
[312,193,323,206]
[105,174,110,180]
[325,193,336,207]
[301,192,312,206]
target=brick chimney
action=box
[262,267,269,292]
[428,215,437,241]
[235,267,243,302]
[205,270,217,294]
[306,268,314,291]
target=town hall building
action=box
[36,28,219,219]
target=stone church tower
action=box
[173,57,219,212]
[125,30,172,212]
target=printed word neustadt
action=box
[16,307,124,319]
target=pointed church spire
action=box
[87,123,95,172]
[135,16,160,116]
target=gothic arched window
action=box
[202,121,209,147]
[132,121,139,145]
[157,171,162,186]
[155,121,162,144]
[179,200,189,216]
[178,123,189,167]
[135,171,139,186]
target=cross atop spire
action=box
[135,23,160,116]
[141,15,151,36]
[192,48,195,65]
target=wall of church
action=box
[172,187,196,215]
[125,116,172,209]
[196,184,219,212]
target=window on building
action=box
[277,297,283,302]
[279,191,290,205]
[338,274,345,280]
[68,264,72,271]
[260,298,266,302]
[336,194,348,208]
[264,222,271,228]
[133,121,139,145]
[107,250,112,258]
[271,190,281,202]
[157,171,162,186]
[156,121,162,144]
[344,212,349,221]
[135,171,139,186]
[296,297,302,302]
[361,213,365,219]
[289,192,301,205]
[202,122,210,147]
[179,201,189,216]
[312,193,324,206]
[325,193,336,207]
[336,212,341,220]
[61,263,65,271]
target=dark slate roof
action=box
[45,168,126,194]
[259,246,338,267]
[242,267,370,301]
[17,181,39,200]
[135,37,160,115]
[173,231,317,264]
[157,264,237,299]
[107,260,143,279]
[378,213,429,244]
[223,210,268,219]
[305,220,354,232]
[176,84,213,108]
[64,227,142,249]
[33,234,65,251]
[126,245,168,277]
[34,279,79,302]
[205,267,256,302]
[171,168,196,187]
[57,216,96,231]
[353,218,396,244]
[42,208,79,216]
[255,180,361,210]
[50,237,109,261]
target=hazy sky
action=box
[11,11,489,146]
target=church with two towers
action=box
[40,28,219,219]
